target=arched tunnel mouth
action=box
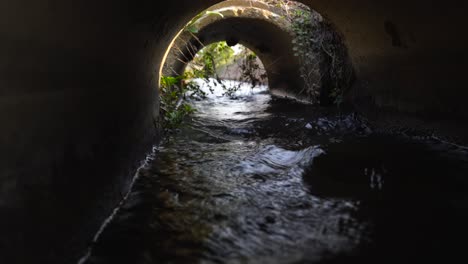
[159,0,354,114]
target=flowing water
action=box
[82,80,468,264]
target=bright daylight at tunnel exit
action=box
[1,0,468,264]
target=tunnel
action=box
[1,0,468,263]
[161,2,308,100]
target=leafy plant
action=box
[186,41,266,96]
[191,41,235,78]
[160,6,271,130]
[160,74,204,130]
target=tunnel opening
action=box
[183,41,269,91]
[160,40,269,129]
[158,0,354,132]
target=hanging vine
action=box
[262,0,353,106]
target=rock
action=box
[305,123,313,129]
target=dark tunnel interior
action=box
[1,0,468,263]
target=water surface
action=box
[82,80,468,264]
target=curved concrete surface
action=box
[1,0,467,262]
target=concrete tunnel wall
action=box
[1,0,467,263]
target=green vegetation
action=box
[160,0,352,131]
[160,41,266,131]
[188,41,235,81]
[288,2,352,106]
[264,0,352,106]
[159,75,197,129]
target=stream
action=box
[81,80,468,264]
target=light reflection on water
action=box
[83,79,468,264]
